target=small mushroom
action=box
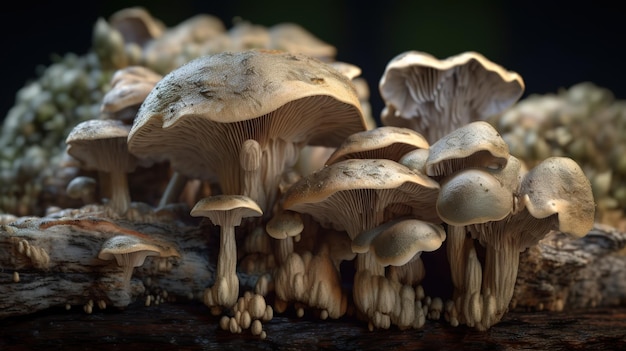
[266,209,304,264]
[352,218,446,267]
[66,119,138,216]
[190,195,263,309]
[98,234,180,290]
[66,176,97,205]
[325,126,429,166]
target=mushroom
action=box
[66,119,138,216]
[101,65,163,123]
[379,50,524,143]
[66,176,97,205]
[438,156,594,330]
[325,126,429,166]
[108,6,165,48]
[98,234,180,292]
[127,50,367,217]
[282,158,440,328]
[352,218,446,267]
[425,121,510,179]
[265,209,304,264]
[268,22,337,62]
[190,194,263,309]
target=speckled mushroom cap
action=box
[98,234,181,267]
[282,158,441,238]
[190,194,263,227]
[379,50,524,143]
[520,156,595,237]
[66,119,138,172]
[127,49,367,179]
[268,22,337,61]
[325,126,430,166]
[425,121,510,178]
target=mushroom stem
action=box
[480,242,519,330]
[158,171,189,209]
[108,170,131,215]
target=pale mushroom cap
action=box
[368,219,446,267]
[268,22,337,61]
[425,121,510,177]
[282,158,441,234]
[98,234,181,266]
[379,50,524,122]
[101,66,163,114]
[108,6,166,46]
[283,158,440,208]
[129,49,364,130]
[266,210,304,239]
[398,148,430,174]
[127,50,367,177]
[66,119,138,172]
[325,126,430,165]
[436,168,515,226]
[190,194,263,226]
[520,157,595,237]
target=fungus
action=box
[98,234,181,290]
[352,218,446,266]
[108,6,165,47]
[325,126,430,166]
[268,22,337,61]
[190,194,263,309]
[66,119,138,216]
[379,50,524,143]
[66,176,97,205]
[127,50,367,216]
[101,65,163,123]
[282,158,440,328]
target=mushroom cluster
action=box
[0,5,600,338]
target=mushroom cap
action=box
[282,158,441,236]
[266,210,304,239]
[66,176,97,201]
[101,65,163,115]
[190,194,263,227]
[66,119,138,172]
[398,148,430,174]
[353,218,446,266]
[379,50,524,142]
[108,6,165,46]
[520,157,595,237]
[436,168,515,226]
[425,121,510,177]
[325,126,430,165]
[98,234,181,267]
[127,50,367,178]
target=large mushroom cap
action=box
[379,50,524,143]
[128,49,366,156]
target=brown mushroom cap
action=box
[379,50,524,143]
[425,121,510,178]
[325,126,429,166]
[520,156,595,237]
[266,210,304,240]
[108,6,165,47]
[101,66,163,120]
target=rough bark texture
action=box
[1,206,626,349]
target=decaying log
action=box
[1,204,626,322]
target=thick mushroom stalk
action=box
[191,195,263,309]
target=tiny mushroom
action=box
[379,50,524,143]
[98,234,181,290]
[190,194,263,309]
[66,119,139,216]
[352,218,446,267]
[66,176,97,205]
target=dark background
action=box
[1,1,624,125]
